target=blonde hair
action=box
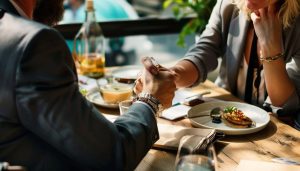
[232,0,300,29]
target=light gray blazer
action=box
[184,0,300,121]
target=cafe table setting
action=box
[79,65,300,171]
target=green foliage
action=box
[163,0,217,47]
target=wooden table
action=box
[98,80,300,171]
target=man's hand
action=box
[134,57,177,108]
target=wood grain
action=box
[96,71,300,171]
[135,80,300,171]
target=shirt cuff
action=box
[264,91,300,117]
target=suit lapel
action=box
[226,13,249,95]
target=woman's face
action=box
[246,0,270,11]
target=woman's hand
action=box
[250,3,283,57]
[250,2,296,107]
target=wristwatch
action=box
[134,92,163,116]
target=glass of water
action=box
[176,154,215,171]
[119,99,133,115]
[175,138,217,171]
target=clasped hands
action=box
[134,57,177,108]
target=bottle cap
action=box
[86,0,94,11]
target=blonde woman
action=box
[136,0,300,129]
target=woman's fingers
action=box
[141,57,159,75]
[133,77,143,95]
[137,57,177,108]
[250,11,260,23]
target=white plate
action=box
[85,88,119,109]
[112,66,141,83]
[188,101,270,135]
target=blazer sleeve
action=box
[285,52,300,113]
[182,0,229,85]
[15,28,158,171]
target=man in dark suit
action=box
[0,0,176,170]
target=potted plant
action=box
[163,0,217,47]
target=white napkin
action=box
[154,124,215,150]
[78,75,107,91]
[161,89,218,120]
[161,105,191,120]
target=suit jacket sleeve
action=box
[15,28,158,171]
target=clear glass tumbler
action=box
[175,136,217,171]
[119,99,133,115]
[176,154,215,171]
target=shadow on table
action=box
[213,121,278,164]
[208,94,243,102]
[214,141,228,154]
[221,120,277,143]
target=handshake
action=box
[133,57,177,109]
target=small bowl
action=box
[100,83,133,104]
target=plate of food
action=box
[112,66,141,84]
[86,83,133,109]
[187,101,270,135]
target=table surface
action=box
[96,78,300,171]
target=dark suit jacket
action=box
[0,2,158,171]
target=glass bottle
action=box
[73,0,105,78]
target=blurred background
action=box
[59,0,219,81]
[60,0,194,65]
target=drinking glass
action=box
[119,99,133,115]
[175,135,217,171]
[175,154,215,171]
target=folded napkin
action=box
[154,124,224,151]
[176,132,224,161]
[104,115,225,153]
[161,89,219,120]
[161,105,191,121]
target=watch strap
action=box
[133,92,161,115]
